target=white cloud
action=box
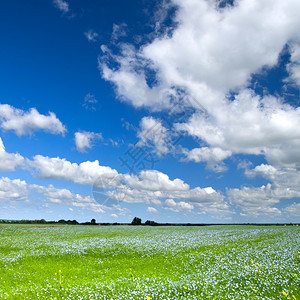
[0,177,28,202]
[0,104,66,136]
[84,30,99,42]
[137,116,170,156]
[71,194,105,213]
[245,163,300,197]
[31,184,105,213]
[83,93,98,111]
[183,147,231,163]
[27,154,229,215]
[100,0,300,108]
[180,91,300,150]
[53,0,69,13]
[107,170,230,215]
[164,198,194,212]
[31,184,72,204]
[75,131,103,153]
[229,162,300,217]
[111,23,127,41]
[287,43,300,87]
[227,184,282,217]
[29,155,118,187]
[0,138,24,171]
[284,202,300,217]
[99,0,300,169]
[264,139,300,168]
[124,169,189,192]
[182,147,232,172]
[176,90,300,167]
[0,177,106,213]
[147,206,158,213]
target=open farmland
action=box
[0,225,299,299]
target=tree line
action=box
[0,218,298,226]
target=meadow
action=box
[0,224,299,299]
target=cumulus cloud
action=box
[124,169,189,192]
[31,184,105,213]
[99,0,300,170]
[107,170,230,215]
[182,147,232,172]
[164,198,194,212]
[227,184,283,217]
[0,138,24,171]
[84,30,99,42]
[229,163,300,217]
[53,0,69,13]
[27,154,229,215]
[284,202,300,217]
[31,184,72,204]
[67,192,105,213]
[0,176,114,214]
[29,155,118,187]
[0,177,28,202]
[100,0,300,106]
[245,164,300,201]
[75,131,103,153]
[287,43,300,87]
[176,90,300,160]
[0,104,66,136]
[147,206,158,213]
[137,116,170,157]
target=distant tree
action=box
[131,217,142,225]
[66,220,79,225]
[91,218,96,225]
[145,220,158,226]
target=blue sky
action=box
[1,0,300,223]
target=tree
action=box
[91,218,96,225]
[131,217,142,225]
[145,220,158,226]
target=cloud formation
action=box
[182,147,232,172]
[82,93,98,111]
[147,206,158,213]
[100,0,300,106]
[84,30,99,42]
[29,155,118,186]
[53,0,69,13]
[287,43,300,86]
[164,198,194,212]
[0,104,66,136]
[137,116,170,157]
[0,177,28,202]
[0,138,24,171]
[0,176,107,214]
[27,154,229,215]
[74,131,103,153]
[227,163,300,217]
[99,0,300,171]
[111,23,127,41]
[32,184,105,213]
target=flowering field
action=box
[0,225,299,299]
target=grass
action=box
[0,225,299,299]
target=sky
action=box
[0,0,300,223]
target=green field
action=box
[0,225,299,299]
